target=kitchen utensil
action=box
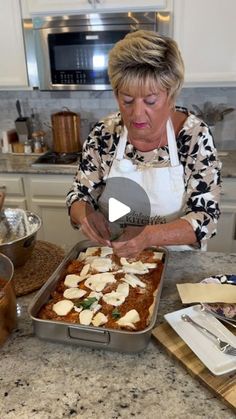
[163,305,236,375]
[200,305,236,328]
[0,208,41,267]
[152,322,236,410]
[181,314,236,355]
[15,100,31,142]
[16,99,23,119]
[51,108,82,153]
[28,241,167,353]
[0,253,16,346]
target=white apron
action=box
[98,119,192,250]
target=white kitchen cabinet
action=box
[207,178,236,252]
[0,174,27,209]
[0,1,28,88]
[25,174,84,252]
[0,173,82,252]
[24,0,169,15]
[173,0,236,86]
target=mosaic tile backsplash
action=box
[0,87,235,150]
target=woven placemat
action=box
[13,240,65,297]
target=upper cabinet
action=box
[24,0,169,15]
[0,1,28,89]
[174,0,236,86]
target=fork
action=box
[181,314,236,356]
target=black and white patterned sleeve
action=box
[66,119,117,210]
[179,122,222,248]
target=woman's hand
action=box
[111,219,197,257]
[70,201,111,246]
[111,225,153,258]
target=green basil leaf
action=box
[112,308,121,319]
[75,297,97,309]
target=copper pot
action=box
[0,253,16,347]
[51,109,82,153]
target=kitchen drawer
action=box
[4,197,27,210]
[221,179,236,202]
[0,175,25,196]
[29,175,72,198]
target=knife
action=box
[16,99,26,121]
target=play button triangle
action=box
[108,197,131,222]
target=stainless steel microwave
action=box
[24,11,172,91]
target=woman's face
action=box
[117,83,172,150]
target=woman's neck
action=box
[127,110,187,152]
[130,134,167,152]
[128,120,169,152]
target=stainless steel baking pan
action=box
[28,240,168,353]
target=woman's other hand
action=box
[111,225,153,258]
[70,201,111,246]
[112,220,197,257]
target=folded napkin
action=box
[177,283,236,304]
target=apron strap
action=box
[116,126,128,160]
[167,119,180,167]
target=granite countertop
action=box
[1,251,236,419]
[0,151,236,177]
[0,153,77,175]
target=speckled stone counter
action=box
[1,150,236,177]
[0,153,77,175]
[1,251,236,419]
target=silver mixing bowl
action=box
[0,208,41,267]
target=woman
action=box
[66,30,221,257]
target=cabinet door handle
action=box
[0,185,6,191]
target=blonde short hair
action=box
[108,30,184,103]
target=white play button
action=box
[108,197,131,222]
[85,177,151,242]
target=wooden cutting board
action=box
[152,323,236,411]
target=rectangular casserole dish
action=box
[28,240,168,353]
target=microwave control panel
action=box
[51,70,108,85]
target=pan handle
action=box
[68,326,110,344]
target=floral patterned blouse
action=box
[66,107,222,248]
